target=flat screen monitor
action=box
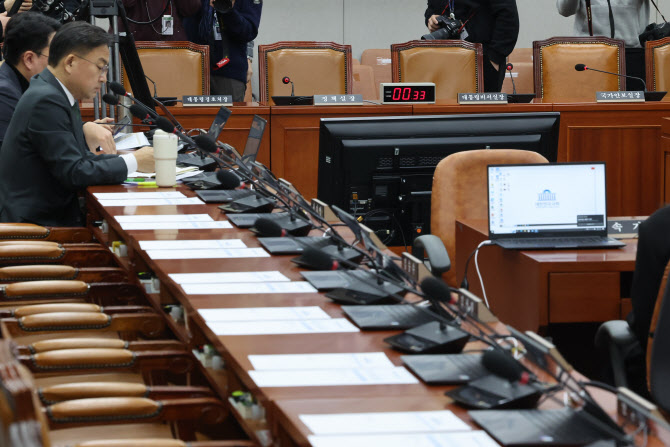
[317,112,561,246]
[118,35,156,113]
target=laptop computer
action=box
[487,162,624,250]
[195,115,267,203]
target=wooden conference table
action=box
[84,100,670,216]
[84,184,663,447]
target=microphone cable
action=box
[474,240,493,308]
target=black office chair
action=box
[648,278,670,413]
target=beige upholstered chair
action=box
[121,41,210,97]
[353,64,378,100]
[391,40,484,101]
[258,41,353,105]
[645,36,670,92]
[431,149,548,286]
[533,36,625,102]
[361,49,392,96]
[502,48,535,94]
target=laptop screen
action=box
[488,163,607,237]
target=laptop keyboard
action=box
[402,353,487,384]
[499,236,611,248]
[519,409,605,442]
[343,304,437,330]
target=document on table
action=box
[117,214,212,223]
[248,352,394,371]
[248,366,418,387]
[99,197,204,207]
[308,432,499,447]
[93,192,186,200]
[147,248,269,260]
[300,410,471,435]
[139,240,246,250]
[170,271,290,284]
[116,214,232,230]
[181,281,315,295]
[199,306,329,323]
[114,132,150,150]
[207,318,358,336]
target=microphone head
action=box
[481,349,526,383]
[420,276,454,304]
[129,104,148,120]
[102,93,119,106]
[301,247,338,270]
[254,217,285,237]
[193,134,217,153]
[575,64,587,72]
[108,81,127,96]
[215,170,242,190]
[506,63,513,71]
[282,76,291,84]
[155,116,176,134]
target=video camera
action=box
[421,14,462,40]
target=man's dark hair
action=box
[2,12,61,66]
[49,21,111,67]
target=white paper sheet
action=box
[300,411,470,435]
[147,247,269,260]
[139,239,246,250]
[182,281,315,295]
[116,214,212,223]
[248,366,417,387]
[207,318,358,336]
[308,432,498,447]
[169,271,290,284]
[199,306,329,322]
[249,353,394,371]
[93,192,186,200]
[99,197,203,207]
[119,221,232,230]
[114,132,150,150]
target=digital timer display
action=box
[380,83,436,104]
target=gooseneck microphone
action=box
[481,349,535,385]
[574,63,647,91]
[108,81,160,120]
[215,170,243,190]
[506,63,517,95]
[282,76,295,96]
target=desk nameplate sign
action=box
[183,95,233,107]
[458,92,508,104]
[313,94,363,106]
[596,91,644,103]
[607,217,646,239]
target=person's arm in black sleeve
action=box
[425,0,442,27]
[217,1,261,43]
[174,0,201,19]
[486,0,520,64]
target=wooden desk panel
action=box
[82,103,272,167]
[455,219,637,331]
[270,104,412,200]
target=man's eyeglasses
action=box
[73,54,109,75]
[35,51,49,59]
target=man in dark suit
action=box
[424,0,519,92]
[0,21,154,226]
[0,12,61,146]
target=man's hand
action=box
[0,13,9,34]
[93,117,115,132]
[83,121,116,155]
[428,14,440,32]
[134,146,155,173]
[5,0,33,12]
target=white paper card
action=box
[139,240,246,250]
[300,411,470,435]
[199,306,329,323]
[208,318,358,336]
[170,271,290,284]
[147,248,268,260]
[249,353,394,371]
[248,366,417,387]
[99,197,203,207]
[116,214,213,223]
[93,192,186,200]
[120,221,232,230]
[114,132,150,150]
[182,281,315,295]
[308,432,498,447]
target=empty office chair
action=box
[0,223,93,243]
[353,64,378,100]
[431,149,548,286]
[502,48,535,94]
[645,36,670,92]
[533,36,625,102]
[258,41,353,105]
[361,49,392,95]
[391,40,484,101]
[121,41,210,97]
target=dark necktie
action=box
[71,102,81,124]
